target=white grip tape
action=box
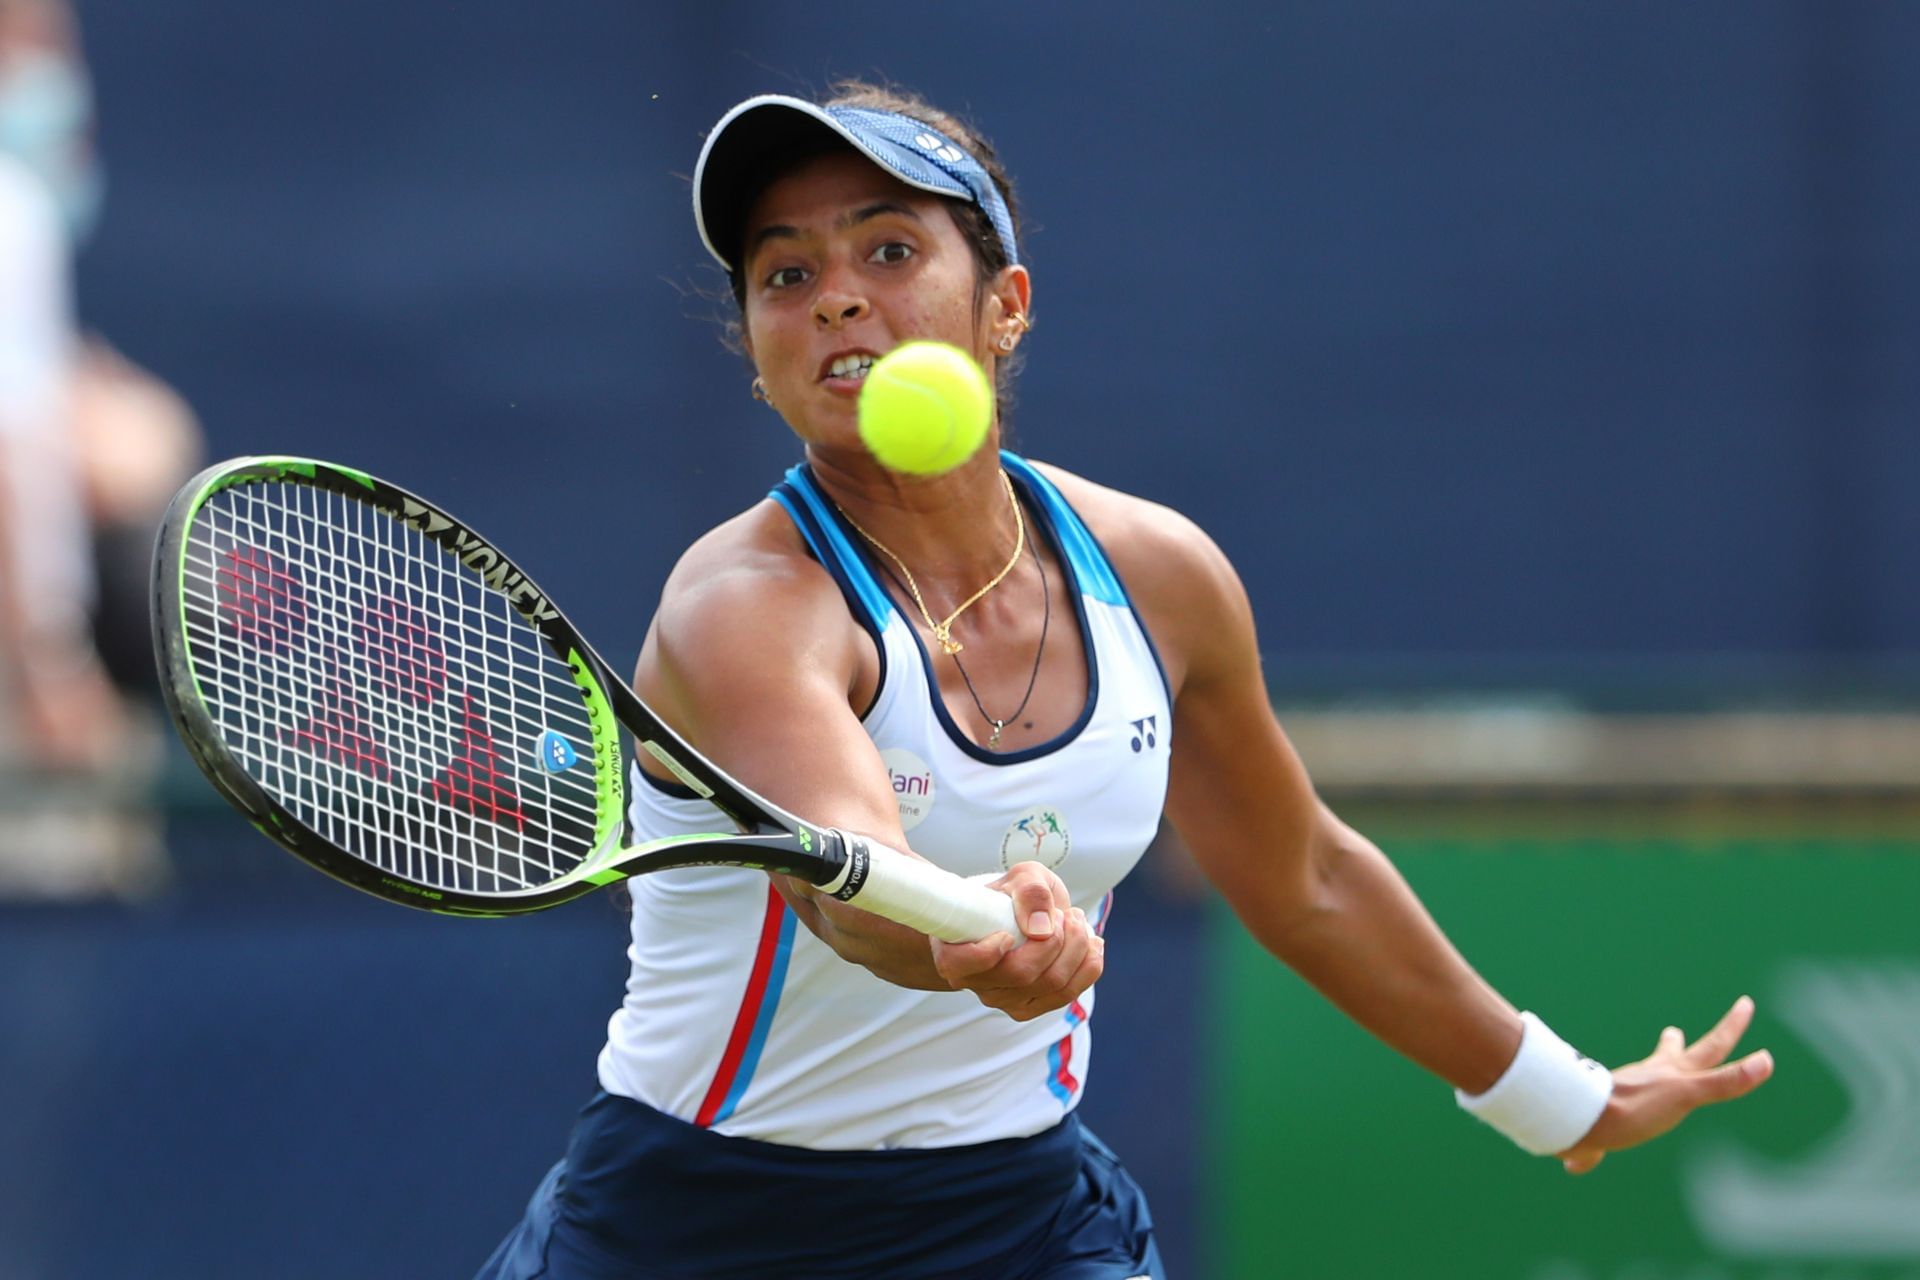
[1455,1011,1614,1155]
[820,833,1021,944]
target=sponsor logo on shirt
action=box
[879,747,936,831]
[1001,807,1072,871]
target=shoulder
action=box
[639,496,872,711]
[653,497,855,653]
[1026,460,1251,698]
[632,495,878,783]
[1027,460,1228,579]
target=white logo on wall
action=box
[1684,961,1920,1258]
[1000,807,1071,870]
[879,748,936,831]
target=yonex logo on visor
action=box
[914,132,966,164]
[693,94,1021,273]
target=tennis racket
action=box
[151,455,1019,940]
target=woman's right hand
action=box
[1557,995,1774,1175]
[930,861,1104,1021]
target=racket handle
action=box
[820,832,1021,944]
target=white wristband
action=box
[1455,1012,1613,1156]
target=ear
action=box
[984,265,1034,356]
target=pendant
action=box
[933,625,964,655]
[987,720,1006,750]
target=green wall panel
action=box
[1211,832,1920,1280]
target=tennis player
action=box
[476,83,1772,1280]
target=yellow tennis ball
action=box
[857,341,993,476]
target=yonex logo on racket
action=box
[832,838,871,901]
[536,731,579,773]
[399,498,560,624]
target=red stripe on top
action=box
[1054,998,1089,1096]
[694,882,789,1128]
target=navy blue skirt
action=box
[475,1091,1164,1279]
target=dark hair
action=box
[723,80,1022,315]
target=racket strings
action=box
[179,480,607,894]
[425,691,529,832]
[356,595,448,705]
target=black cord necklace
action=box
[957,546,1050,750]
[865,525,1052,751]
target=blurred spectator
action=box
[0,0,198,895]
[71,332,202,697]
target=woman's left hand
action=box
[1558,995,1775,1175]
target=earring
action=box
[751,377,772,404]
[998,312,1030,353]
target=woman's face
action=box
[738,150,1005,450]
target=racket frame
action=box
[152,456,848,916]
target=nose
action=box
[813,293,868,328]
[811,266,869,329]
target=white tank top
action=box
[596,453,1173,1150]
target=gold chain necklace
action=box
[832,471,1024,656]
[862,521,1052,751]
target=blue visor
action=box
[693,94,1020,274]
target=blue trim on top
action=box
[710,906,797,1126]
[777,467,893,630]
[1000,453,1126,608]
[1000,453,1175,710]
[770,480,889,721]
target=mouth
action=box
[819,350,880,385]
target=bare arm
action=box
[1157,528,1525,1089]
[1063,471,1771,1166]
[0,181,124,771]
[0,433,124,772]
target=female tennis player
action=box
[476,83,1772,1280]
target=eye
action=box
[765,266,809,289]
[869,242,914,266]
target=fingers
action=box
[1682,995,1756,1069]
[1000,861,1069,943]
[934,865,1103,1020]
[931,933,1020,984]
[1563,1000,1774,1168]
[937,904,1103,1022]
[1693,1049,1775,1104]
[1024,907,1101,1009]
[982,905,1093,997]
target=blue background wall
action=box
[76,0,1920,682]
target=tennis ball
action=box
[857,341,993,476]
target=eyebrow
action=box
[746,201,925,261]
